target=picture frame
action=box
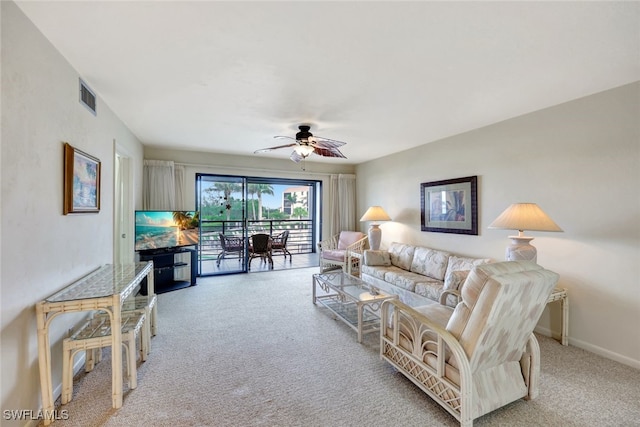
[420,175,477,235]
[63,142,101,214]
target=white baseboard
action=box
[534,326,640,369]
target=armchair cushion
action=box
[321,249,349,262]
[337,231,365,250]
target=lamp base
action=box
[505,236,537,263]
[368,224,382,250]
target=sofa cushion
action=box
[411,247,450,280]
[444,255,492,280]
[361,264,396,280]
[414,279,445,302]
[364,250,391,266]
[337,231,365,250]
[383,269,429,293]
[444,270,471,291]
[389,242,415,271]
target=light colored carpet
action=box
[44,267,640,426]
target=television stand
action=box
[138,247,197,294]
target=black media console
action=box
[138,247,197,294]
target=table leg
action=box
[357,303,363,343]
[111,301,123,408]
[36,303,54,426]
[312,276,317,304]
[561,294,569,346]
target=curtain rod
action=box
[173,161,353,178]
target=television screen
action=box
[135,210,199,252]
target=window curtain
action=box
[329,174,357,236]
[174,164,185,210]
[143,160,176,210]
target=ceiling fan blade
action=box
[254,142,298,154]
[274,135,296,141]
[309,136,346,147]
[310,139,346,150]
[313,146,347,159]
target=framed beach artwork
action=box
[420,175,478,235]
[63,142,101,214]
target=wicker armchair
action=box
[380,261,559,426]
[318,231,368,276]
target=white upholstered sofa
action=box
[380,261,560,426]
[361,242,491,307]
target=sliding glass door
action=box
[196,174,320,276]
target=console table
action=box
[35,262,154,425]
[547,287,569,345]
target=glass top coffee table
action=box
[312,270,398,343]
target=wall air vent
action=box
[79,78,97,115]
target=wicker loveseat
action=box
[361,242,491,307]
[380,261,559,426]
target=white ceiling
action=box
[15,1,640,165]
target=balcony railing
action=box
[199,219,315,262]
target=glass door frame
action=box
[196,173,321,276]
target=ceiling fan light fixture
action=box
[293,144,315,158]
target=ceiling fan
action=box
[254,125,347,163]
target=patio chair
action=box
[248,233,273,270]
[216,233,244,267]
[271,230,292,261]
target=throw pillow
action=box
[364,250,391,266]
[411,247,450,280]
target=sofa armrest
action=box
[439,289,461,306]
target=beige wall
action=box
[1,2,144,423]
[356,82,640,368]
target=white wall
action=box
[356,82,640,368]
[0,2,144,423]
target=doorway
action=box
[196,174,321,276]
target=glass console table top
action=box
[45,263,152,303]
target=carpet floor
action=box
[42,267,640,426]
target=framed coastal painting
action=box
[63,142,101,214]
[420,175,477,235]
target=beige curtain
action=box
[329,174,357,236]
[143,160,185,210]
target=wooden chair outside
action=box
[248,233,273,270]
[216,233,244,267]
[271,230,292,261]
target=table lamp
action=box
[488,203,562,263]
[360,206,391,250]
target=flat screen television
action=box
[135,210,199,253]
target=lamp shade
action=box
[488,203,562,263]
[488,203,562,232]
[360,206,391,251]
[359,206,391,223]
